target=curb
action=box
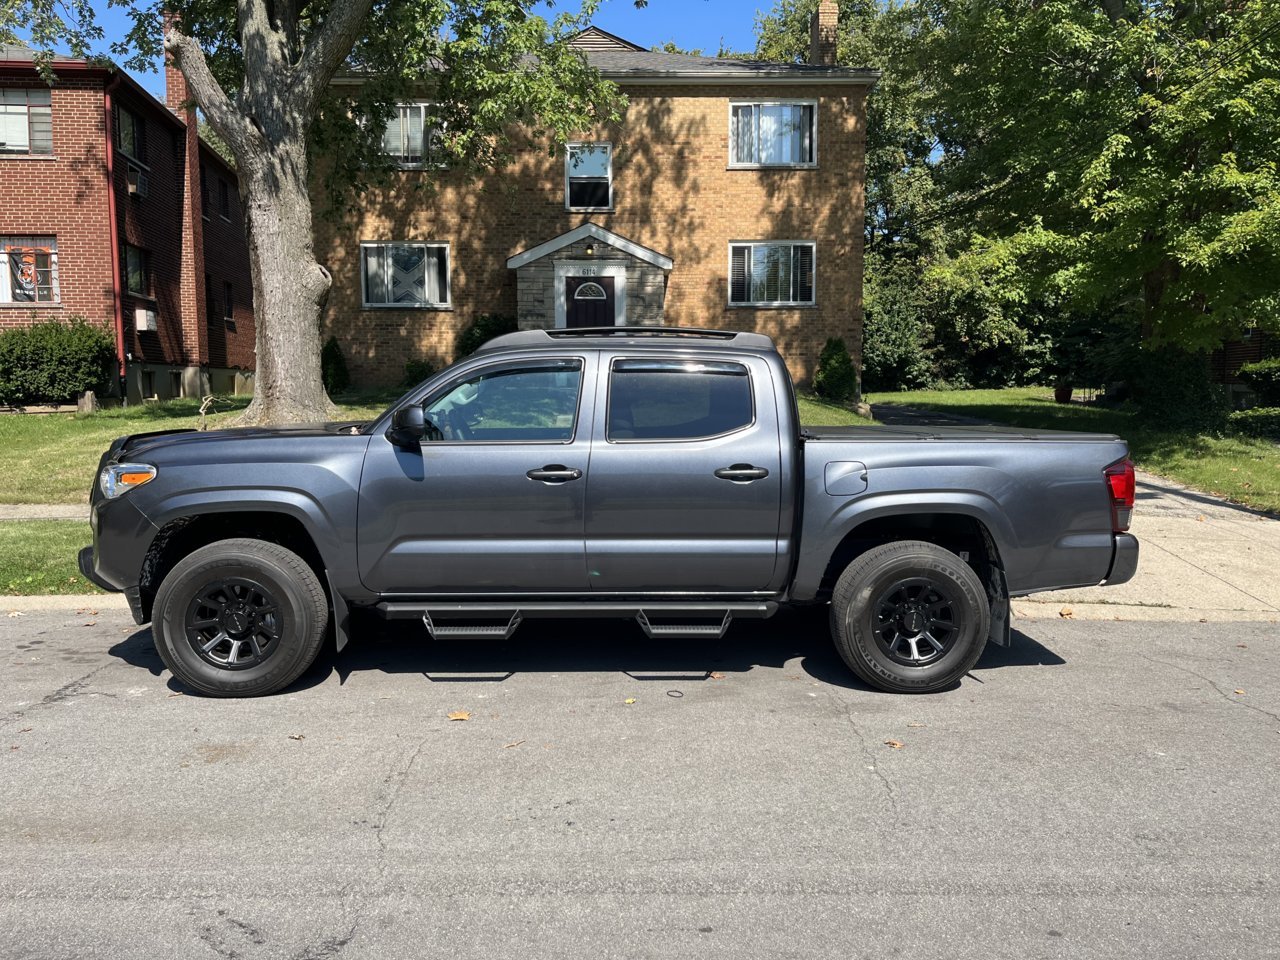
[1011,600,1279,623]
[4,594,128,611]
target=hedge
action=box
[1227,407,1280,440]
[0,317,115,406]
[1239,358,1280,406]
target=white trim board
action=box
[507,223,673,271]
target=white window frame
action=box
[727,240,817,307]
[382,102,443,169]
[360,241,452,309]
[0,235,60,304]
[564,141,614,212]
[727,100,818,169]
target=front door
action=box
[566,276,615,328]
[357,356,595,594]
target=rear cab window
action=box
[607,359,754,441]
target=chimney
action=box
[809,0,839,67]
[163,13,192,115]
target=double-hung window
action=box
[124,244,150,297]
[729,101,816,167]
[382,103,440,167]
[565,142,612,211]
[0,89,53,156]
[361,242,450,308]
[117,106,145,161]
[0,236,59,303]
[729,242,815,306]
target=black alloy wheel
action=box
[872,577,963,667]
[185,577,283,669]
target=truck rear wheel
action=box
[830,540,989,693]
[152,538,329,697]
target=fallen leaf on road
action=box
[1237,643,1248,649]
[7,611,24,618]
[1196,515,1206,522]
[167,692,184,698]
[447,710,471,721]
[288,734,305,741]
[1059,607,1074,619]
[624,698,637,705]
[503,740,526,749]
[1234,689,1246,696]
[907,722,927,728]
[18,728,31,733]
[709,672,726,680]
[884,739,905,749]
[83,622,96,627]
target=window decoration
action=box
[0,236,59,303]
[361,242,450,307]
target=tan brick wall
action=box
[314,83,867,387]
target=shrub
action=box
[320,335,350,394]
[862,304,934,392]
[455,313,518,358]
[1227,407,1280,439]
[812,337,859,403]
[0,317,115,406]
[1239,357,1280,406]
[1130,347,1228,434]
[401,358,436,387]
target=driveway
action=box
[2,608,1278,959]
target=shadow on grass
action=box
[109,606,1065,698]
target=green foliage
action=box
[320,336,350,394]
[812,338,859,402]
[456,314,519,358]
[0,317,115,406]
[1239,358,1280,405]
[1131,347,1229,434]
[1227,407,1280,439]
[401,358,437,388]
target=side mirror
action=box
[388,404,427,446]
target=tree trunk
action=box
[235,148,338,425]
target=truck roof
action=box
[476,326,779,356]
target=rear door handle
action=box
[714,464,770,482]
[527,465,583,484]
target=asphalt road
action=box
[2,607,1278,960]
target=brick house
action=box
[0,44,255,403]
[1211,329,1275,407]
[316,1,876,388]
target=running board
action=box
[375,601,776,641]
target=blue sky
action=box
[84,0,770,100]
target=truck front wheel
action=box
[830,540,990,693]
[152,538,329,697]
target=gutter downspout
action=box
[103,76,128,399]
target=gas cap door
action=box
[824,461,869,496]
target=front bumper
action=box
[77,546,117,592]
[1105,533,1139,586]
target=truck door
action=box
[583,354,784,592]
[357,355,594,594]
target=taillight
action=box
[1104,458,1135,532]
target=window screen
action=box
[608,360,753,441]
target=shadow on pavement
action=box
[108,607,1067,697]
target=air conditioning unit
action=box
[127,165,149,199]
[135,306,157,332]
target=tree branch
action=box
[294,0,376,114]
[164,28,254,159]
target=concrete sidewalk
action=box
[0,504,87,520]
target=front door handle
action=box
[527,465,583,484]
[714,464,770,482]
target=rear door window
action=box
[607,359,753,441]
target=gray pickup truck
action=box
[80,327,1138,697]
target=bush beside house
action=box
[0,318,115,406]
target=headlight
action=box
[99,463,156,499]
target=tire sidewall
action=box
[839,548,989,692]
[154,549,319,697]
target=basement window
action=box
[0,236,59,303]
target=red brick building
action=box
[0,44,254,402]
[317,2,877,388]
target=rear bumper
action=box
[1106,533,1139,585]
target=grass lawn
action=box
[869,387,1280,515]
[0,521,101,595]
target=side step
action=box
[376,601,776,641]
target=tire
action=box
[830,540,990,693]
[152,538,329,697]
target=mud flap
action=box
[986,565,1011,647]
[326,572,351,653]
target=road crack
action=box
[1141,653,1280,728]
[1,664,115,728]
[825,686,901,821]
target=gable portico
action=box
[507,223,673,330]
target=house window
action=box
[729,242,815,306]
[205,276,216,316]
[565,142,612,211]
[124,244,150,297]
[729,102,816,167]
[117,106,145,161]
[381,103,440,167]
[361,242,450,308]
[219,179,232,219]
[0,236,59,303]
[223,281,234,320]
[0,88,53,155]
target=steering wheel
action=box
[445,408,472,441]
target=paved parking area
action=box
[2,607,1278,959]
